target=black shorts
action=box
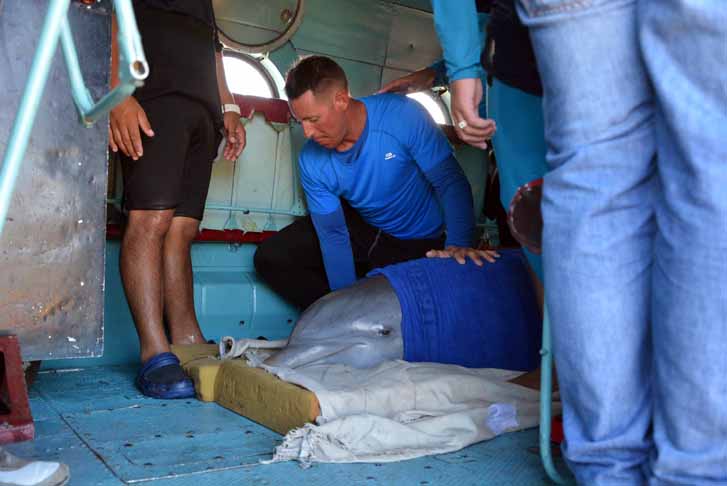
[121,94,221,220]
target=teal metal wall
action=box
[232,0,443,98]
[44,241,298,368]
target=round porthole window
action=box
[213,0,305,54]
[221,52,279,98]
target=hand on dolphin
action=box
[425,246,500,266]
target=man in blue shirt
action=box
[254,55,486,309]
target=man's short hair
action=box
[285,55,348,101]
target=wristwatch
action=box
[222,103,241,115]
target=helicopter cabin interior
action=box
[0,0,565,484]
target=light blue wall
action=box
[44,241,299,368]
[265,0,444,97]
[388,0,433,11]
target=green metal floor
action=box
[4,365,568,485]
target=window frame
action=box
[221,50,280,99]
[407,89,453,126]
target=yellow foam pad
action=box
[215,360,320,436]
[171,343,320,434]
[171,344,221,402]
[171,343,219,365]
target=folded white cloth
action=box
[218,337,286,362]
[258,359,556,465]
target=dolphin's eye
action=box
[379,328,391,336]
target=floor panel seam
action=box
[35,383,129,484]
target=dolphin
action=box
[264,275,403,369]
[264,251,542,372]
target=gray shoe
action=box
[0,448,69,486]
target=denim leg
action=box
[517,0,658,483]
[639,2,727,484]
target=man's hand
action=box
[109,97,154,160]
[426,246,500,266]
[377,68,437,94]
[450,78,496,150]
[222,112,246,161]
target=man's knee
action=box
[125,210,175,241]
[167,217,201,245]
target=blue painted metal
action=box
[64,398,280,481]
[204,203,306,217]
[63,0,147,126]
[4,416,124,486]
[60,4,147,126]
[539,303,571,484]
[387,0,433,12]
[10,365,558,485]
[112,0,149,87]
[292,0,392,66]
[109,198,308,217]
[44,242,299,369]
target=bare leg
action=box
[525,262,544,318]
[512,263,551,390]
[163,216,205,345]
[120,209,174,362]
[509,367,559,391]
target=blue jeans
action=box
[515,0,727,484]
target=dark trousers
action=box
[254,203,445,309]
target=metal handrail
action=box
[106,198,307,218]
[0,0,147,237]
[540,302,570,484]
[205,203,306,217]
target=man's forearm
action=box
[425,155,475,247]
[311,208,357,291]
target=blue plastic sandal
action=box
[136,352,196,399]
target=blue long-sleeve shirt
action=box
[300,94,475,290]
[429,3,489,118]
[431,0,488,82]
